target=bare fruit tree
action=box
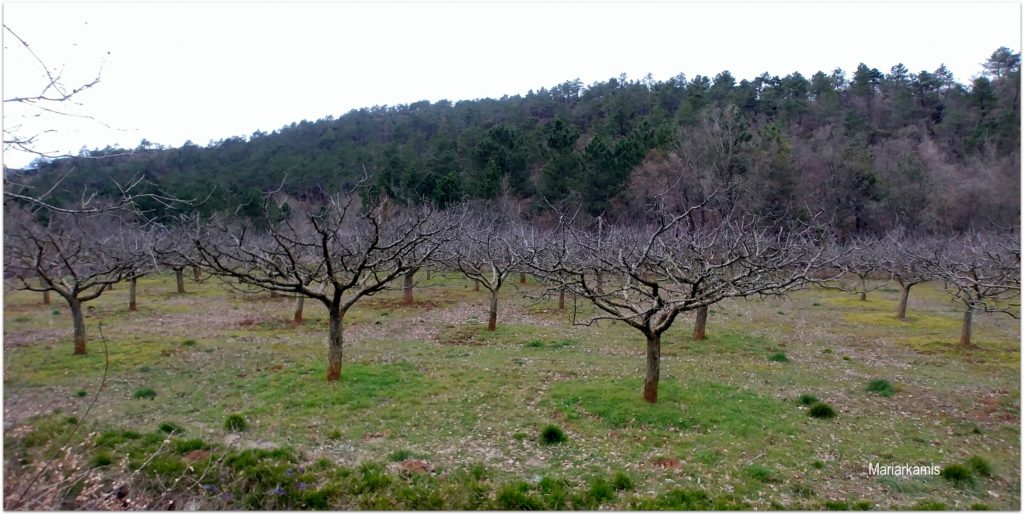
[533,208,837,403]
[4,208,146,354]
[877,228,935,320]
[826,235,885,302]
[440,203,536,331]
[915,230,1020,346]
[190,195,462,381]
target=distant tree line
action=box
[7,48,1020,235]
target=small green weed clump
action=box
[132,387,156,400]
[540,424,567,445]
[866,379,895,397]
[224,414,248,432]
[182,339,198,347]
[74,390,88,398]
[173,438,207,454]
[91,450,114,468]
[745,465,778,483]
[158,422,183,434]
[768,351,789,362]
[797,394,819,405]
[808,402,837,419]
[611,470,635,491]
[388,449,415,462]
[967,455,992,477]
[940,464,974,486]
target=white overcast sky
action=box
[2,1,1021,168]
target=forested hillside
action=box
[10,47,1020,235]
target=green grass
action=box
[807,402,837,419]
[2,276,1020,510]
[549,378,796,437]
[866,379,896,397]
[540,424,567,445]
[224,414,248,432]
[132,387,157,399]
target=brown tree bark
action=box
[175,269,185,294]
[129,277,138,312]
[192,265,201,282]
[858,275,867,301]
[402,268,416,304]
[960,307,973,346]
[473,280,480,292]
[42,290,50,305]
[558,288,565,310]
[896,283,912,320]
[487,290,499,331]
[327,308,344,381]
[70,299,86,355]
[293,296,304,324]
[642,332,662,403]
[519,271,526,284]
[693,305,708,340]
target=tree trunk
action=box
[327,308,344,381]
[175,269,185,294]
[42,290,50,305]
[643,332,662,403]
[70,299,86,355]
[858,275,867,301]
[192,265,200,282]
[596,271,605,294]
[693,305,708,340]
[519,272,526,284]
[558,288,565,310]
[402,269,416,305]
[293,296,304,324]
[473,280,480,292]
[896,284,912,320]
[129,277,138,312]
[960,307,973,347]
[487,290,498,331]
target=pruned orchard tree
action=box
[877,228,935,320]
[190,195,463,381]
[4,208,145,354]
[827,235,885,302]
[914,230,1020,346]
[440,202,537,331]
[533,206,838,403]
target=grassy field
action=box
[3,273,1020,510]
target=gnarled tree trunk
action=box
[293,296,305,324]
[70,299,86,355]
[643,332,662,403]
[192,265,200,282]
[558,288,565,310]
[175,268,185,294]
[960,307,973,347]
[896,283,912,320]
[487,290,499,331]
[693,305,708,340]
[858,275,867,301]
[129,277,138,312]
[519,272,526,284]
[402,268,416,304]
[327,307,344,381]
[473,280,480,292]
[42,290,50,305]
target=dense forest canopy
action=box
[7,47,1020,235]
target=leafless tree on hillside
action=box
[4,209,147,353]
[532,206,839,403]
[189,195,463,381]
